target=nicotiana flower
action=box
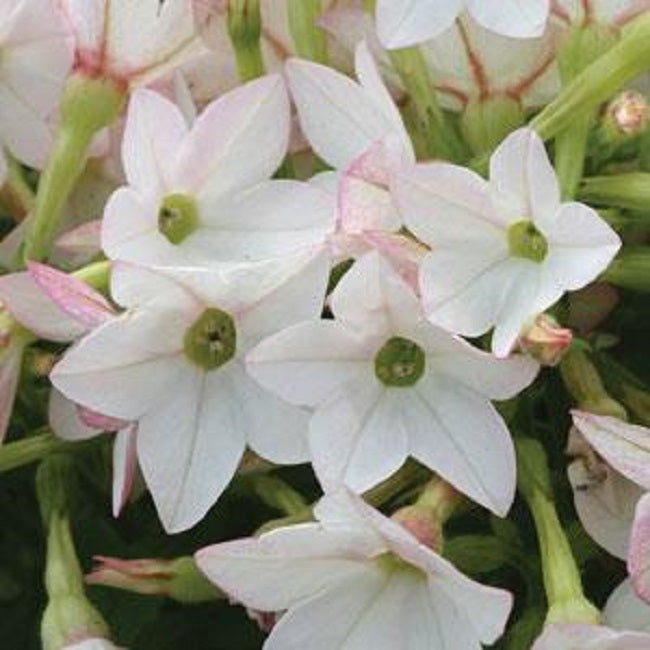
[247,251,538,515]
[51,252,330,532]
[0,0,73,178]
[196,489,513,650]
[286,43,414,261]
[59,0,205,89]
[376,0,551,49]
[102,75,334,268]
[395,128,621,357]
[628,493,650,604]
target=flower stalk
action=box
[516,438,600,625]
[287,0,327,63]
[228,0,265,81]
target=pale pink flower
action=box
[376,0,551,49]
[247,251,538,515]
[396,128,621,357]
[196,489,512,650]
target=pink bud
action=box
[607,90,649,136]
[391,505,443,551]
[518,314,573,366]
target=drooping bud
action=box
[86,556,221,604]
[580,173,650,212]
[518,314,572,366]
[602,247,650,293]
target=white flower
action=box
[395,128,621,357]
[247,251,538,516]
[196,489,512,650]
[51,252,330,533]
[376,0,551,49]
[102,76,334,268]
[0,0,73,177]
[59,0,205,88]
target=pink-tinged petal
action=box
[329,251,422,340]
[228,363,309,464]
[48,389,102,441]
[489,128,560,228]
[54,220,103,267]
[196,524,377,613]
[121,89,188,198]
[310,376,407,493]
[408,375,516,516]
[138,366,246,533]
[246,321,371,408]
[540,202,622,292]
[604,578,650,634]
[178,74,290,201]
[467,0,550,38]
[375,0,462,49]
[286,54,403,170]
[78,407,130,432]
[112,425,138,517]
[629,493,650,604]
[0,272,88,342]
[193,179,335,262]
[532,623,650,649]
[28,262,114,329]
[571,411,650,491]
[51,307,188,420]
[568,460,643,559]
[361,232,426,293]
[0,343,22,443]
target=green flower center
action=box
[184,308,236,371]
[158,193,200,245]
[374,336,425,388]
[507,220,548,263]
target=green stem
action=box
[251,475,308,516]
[228,0,265,81]
[0,433,69,474]
[287,0,328,63]
[516,438,600,625]
[555,116,592,200]
[72,259,112,293]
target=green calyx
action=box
[184,308,237,371]
[507,220,548,263]
[374,336,425,388]
[158,194,200,245]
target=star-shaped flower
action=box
[51,252,330,532]
[395,128,621,357]
[102,75,334,268]
[247,251,538,515]
[376,0,551,49]
[196,489,513,650]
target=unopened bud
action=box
[227,0,264,81]
[519,314,572,366]
[86,556,221,604]
[606,90,648,136]
[603,247,650,293]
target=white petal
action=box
[532,623,650,649]
[112,425,138,517]
[309,376,408,492]
[51,307,188,420]
[375,0,462,49]
[286,56,403,169]
[48,389,101,442]
[121,89,188,199]
[408,375,516,516]
[228,363,310,464]
[177,74,290,201]
[467,0,550,39]
[540,201,622,292]
[571,411,650,491]
[629,493,650,604]
[489,127,560,227]
[0,344,22,443]
[138,366,245,533]
[604,579,650,634]
[567,460,642,560]
[196,525,374,612]
[191,180,335,262]
[246,321,371,408]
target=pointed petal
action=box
[489,128,560,227]
[629,493,650,604]
[112,425,138,517]
[604,578,650,634]
[409,375,516,516]
[0,344,22,443]
[48,389,101,441]
[467,0,550,39]
[246,321,371,408]
[571,411,650,491]
[375,0,462,49]
[310,377,408,492]
[138,367,245,532]
[178,74,290,200]
[196,524,374,612]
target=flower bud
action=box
[86,556,221,604]
[227,0,264,81]
[606,90,649,136]
[603,247,650,293]
[518,314,572,366]
[287,0,327,63]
